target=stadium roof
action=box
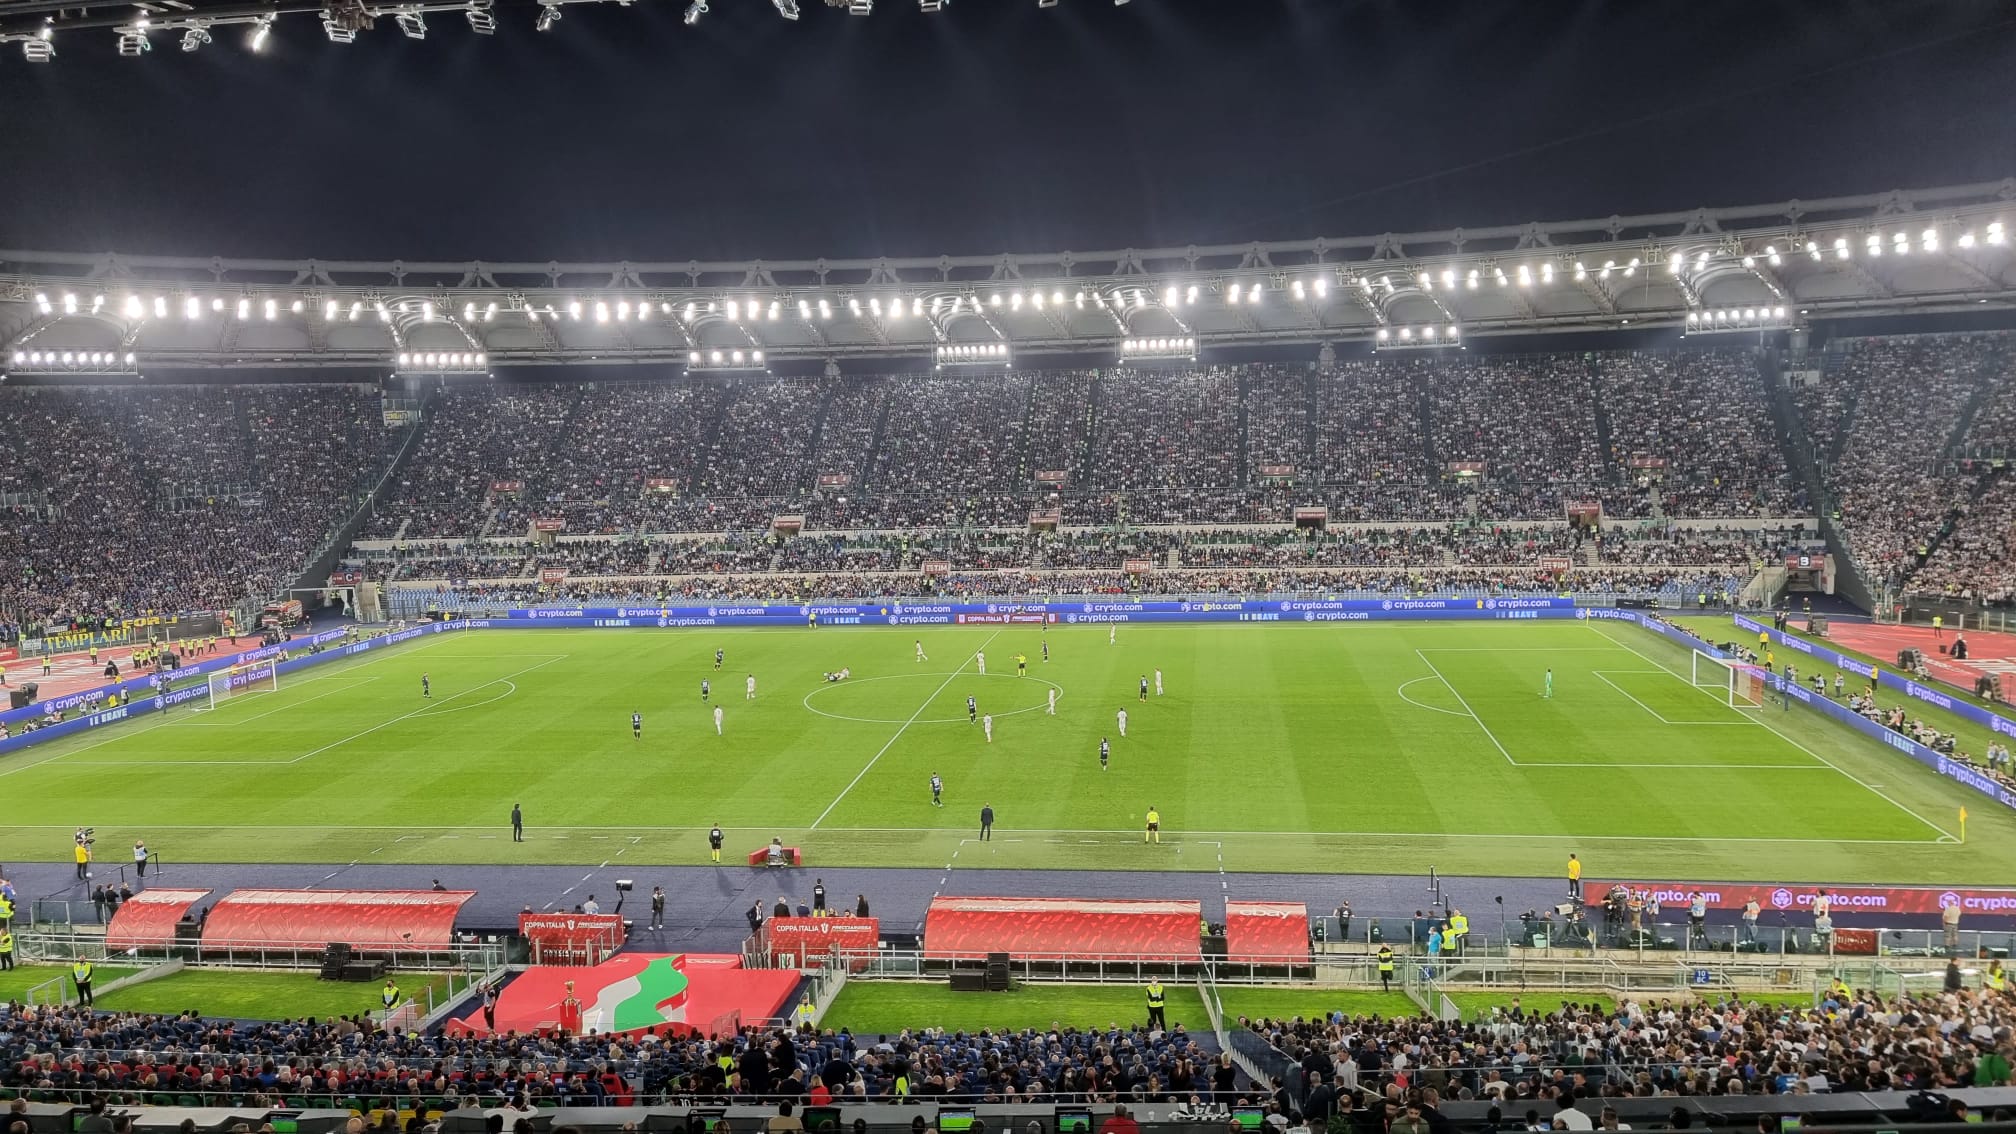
[2,178,2012,375]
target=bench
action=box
[748,845,803,866]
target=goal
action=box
[1690,650,1767,709]
[191,658,279,712]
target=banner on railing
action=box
[1584,880,2016,921]
[764,916,879,969]
[539,567,570,584]
[817,474,852,488]
[532,518,566,533]
[519,911,626,965]
[1033,470,1069,485]
[645,478,679,492]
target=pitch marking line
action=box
[0,647,415,779]
[810,630,1002,830]
[1590,671,1750,727]
[1591,624,1957,842]
[1412,649,1517,765]
[1396,676,1468,717]
[276,655,565,765]
[0,820,1942,846]
[176,677,384,727]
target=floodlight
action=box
[773,0,800,16]
[535,4,560,29]
[683,0,706,24]
[395,10,426,37]
[181,25,210,50]
[248,17,271,50]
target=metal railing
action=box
[19,929,507,973]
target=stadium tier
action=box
[19,338,2016,634]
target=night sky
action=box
[0,0,2012,264]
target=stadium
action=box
[3,2,2016,1133]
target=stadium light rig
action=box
[396,350,487,373]
[935,342,1011,369]
[10,349,139,374]
[687,348,766,372]
[1372,325,1460,351]
[1684,306,1791,335]
[1119,337,1196,363]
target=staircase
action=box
[855,385,895,491]
[801,379,840,495]
[1078,372,1106,486]
[1589,355,1619,478]
[1010,370,1041,482]
[1234,369,1252,484]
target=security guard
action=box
[381,978,401,1010]
[1145,979,1167,1030]
[72,958,95,1006]
[0,928,14,971]
[1829,976,1853,1001]
[1376,945,1395,991]
[1988,960,2008,996]
[794,993,817,1029]
[0,890,14,928]
[1447,908,1469,955]
[74,839,92,881]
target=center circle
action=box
[801,671,1065,725]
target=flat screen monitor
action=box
[938,1108,978,1133]
[1055,1110,1094,1134]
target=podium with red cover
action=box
[924,896,1203,960]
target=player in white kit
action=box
[745,674,756,699]
[1046,687,1057,715]
[982,713,993,743]
[1155,669,1164,696]
[1117,708,1128,737]
[713,705,724,735]
[915,640,927,662]
[976,651,986,675]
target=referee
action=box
[1144,806,1161,845]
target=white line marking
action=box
[276,655,565,765]
[810,629,1001,829]
[1590,671,1752,727]
[1514,761,1833,769]
[1591,624,1956,841]
[1396,676,1469,717]
[1412,649,1517,764]
[176,677,383,726]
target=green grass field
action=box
[0,618,2006,882]
[93,969,453,1019]
[823,981,1208,1034]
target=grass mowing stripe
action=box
[1591,623,1958,841]
[810,629,1000,830]
[1411,648,1516,764]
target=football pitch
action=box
[0,618,2004,883]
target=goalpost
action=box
[191,657,279,712]
[1690,650,1768,709]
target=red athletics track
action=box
[1826,620,2016,691]
[0,639,240,702]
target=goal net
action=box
[192,658,278,712]
[1690,651,1766,709]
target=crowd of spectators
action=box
[11,982,2014,1112]
[0,383,397,629]
[1427,358,1605,485]
[1815,336,2003,590]
[0,1000,1224,1108]
[1597,350,1800,518]
[1242,984,2016,1107]
[1907,474,2016,605]
[2,345,1919,630]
